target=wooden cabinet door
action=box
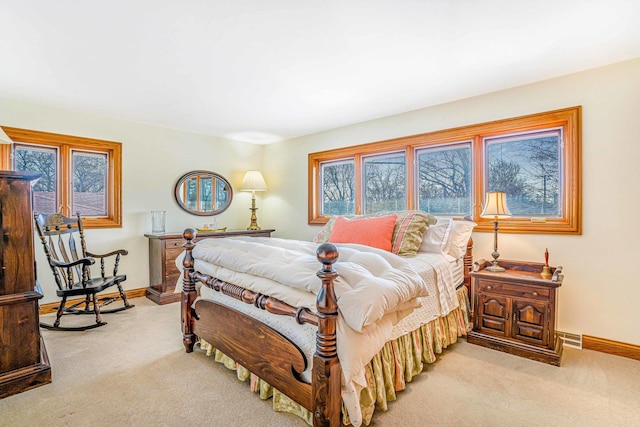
[512,300,549,346]
[476,293,511,338]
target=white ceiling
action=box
[1,1,639,144]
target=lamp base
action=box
[247,206,261,230]
[486,262,505,272]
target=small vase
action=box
[151,210,166,234]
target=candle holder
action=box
[540,248,553,280]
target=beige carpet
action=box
[1,297,639,427]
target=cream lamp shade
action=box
[0,127,13,144]
[240,170,267,192]
[480,191,511,219]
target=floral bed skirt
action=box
[198,286,471,426]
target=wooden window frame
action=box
[308,106,581,234]
[1,126,123,229]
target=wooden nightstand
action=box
[467,259,564,366]
[144,229,275,304]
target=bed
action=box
[179,212,475,427]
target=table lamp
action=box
[240,170,267,230]
[480,191,511,272]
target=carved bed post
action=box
[312,243,341,427]
[182,228,197,352]
[463,236,474,293]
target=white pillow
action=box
[447,220,477,259]
[419,217,453,253]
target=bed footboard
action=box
[181,229,342,427]
[194,299,312,408]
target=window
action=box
[71,150,109,216]
[363,152,405,214]
[2,126,122,228]
[416,142,472,216]
[485,129,562,218]
[320,159,355,216]
[309,106,581,234]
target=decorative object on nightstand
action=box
[540,248,553,279]
[468,259,564,366]
[196,219,227,233]
[240,170,267,230]
[480,191,511,272]
[150,210,166,234]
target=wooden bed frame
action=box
[181,228,473,427]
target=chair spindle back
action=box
[34,213,91,291]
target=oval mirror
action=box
[174,170,233,216]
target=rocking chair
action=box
[34,212,134,331]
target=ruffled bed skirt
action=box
[198,286,471,426]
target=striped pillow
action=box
[391,211,437,256]
[313,216,341,243]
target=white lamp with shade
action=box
[240,170,267,230]
[480,191,511,272]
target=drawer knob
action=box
[532,291,539,297]
[486,285,492,290]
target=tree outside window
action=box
[363,152,406,214]
[320,159,355,216]
[3,127,122,229]
[485,129,561,217]
[72,150,108,216]
[416,143,472,216]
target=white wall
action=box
[0,97,264,304]
[2,58,639,346]
[262,57,640,346]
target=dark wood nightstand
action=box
[467,259,564,366]
[144,229,275,305]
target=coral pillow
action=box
[328,214,397,251]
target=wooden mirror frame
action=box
[174,170,233,216]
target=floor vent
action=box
[557,331,582,349]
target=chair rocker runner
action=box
[34,212,134,331]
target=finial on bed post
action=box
[312,243,341,427]
[182,228,197,353]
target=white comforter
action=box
[191,236,428,333]
[184,236,453,427]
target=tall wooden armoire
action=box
[0,170,51,399]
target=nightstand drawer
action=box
[477,280,550,301]
[166,246,184,262]
[164,239,184,250]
